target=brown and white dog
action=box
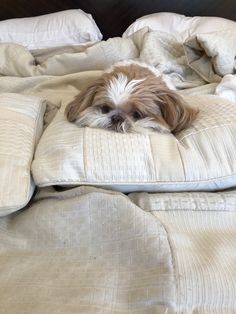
[65,61,198,134]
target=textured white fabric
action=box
[0,28,235,198]
[0,9,102,50]
[0,93,45,216]
[129,190,236,312]
[0,22,235,313]
[184,30,236,82]
[123,12,236,42]
[0,186,176,313]
[0,185,235,313]
[0,37,137,77]
[32,94,236,192]
[0,28,234,89]
[215,74,236,102]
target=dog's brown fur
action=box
[65,63,198,134]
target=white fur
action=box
[133,117,170,134]
[76,110,110,129]
[107,73,144,105]
[75,107,170,134]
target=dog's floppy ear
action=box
[65,78,104,122]
[156,88,198,134]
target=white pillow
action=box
[123,12,236,42]
[0,93,45,216]
[32,94,236,193]
[0,9,102,50]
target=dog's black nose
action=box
[111,115,124,124]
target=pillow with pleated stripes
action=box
[32,94,236,193]
[0,93,45,216]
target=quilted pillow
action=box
[31,94,236,193]
[123,12,236,42]
[0,93,45,216]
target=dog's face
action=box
[65,63,198,134]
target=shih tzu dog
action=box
[65,61,198,134]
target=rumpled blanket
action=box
[0,27,235,127]
[184,29,236,82]
[0,26,236,314]
[1,186,236,313]
[0,186,176,313]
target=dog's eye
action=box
[132,111,143,120]
[101,105,111,114]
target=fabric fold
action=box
[184,29,236,82]
[0,186,177,313]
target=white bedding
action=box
[0,186,235,313]
[130,189,236,312]
[31,93,236,192]
[0,94,45,216]
[0,24,236,313]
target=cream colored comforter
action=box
[1,186,236,313]
[0,27,234,123]
[0,28,236,313]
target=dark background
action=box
[0,0,235,39]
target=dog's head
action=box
[65,63,198,134]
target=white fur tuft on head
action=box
[107,73,144,105]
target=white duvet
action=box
[0,27,236,313]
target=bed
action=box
[0,1,236,313]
